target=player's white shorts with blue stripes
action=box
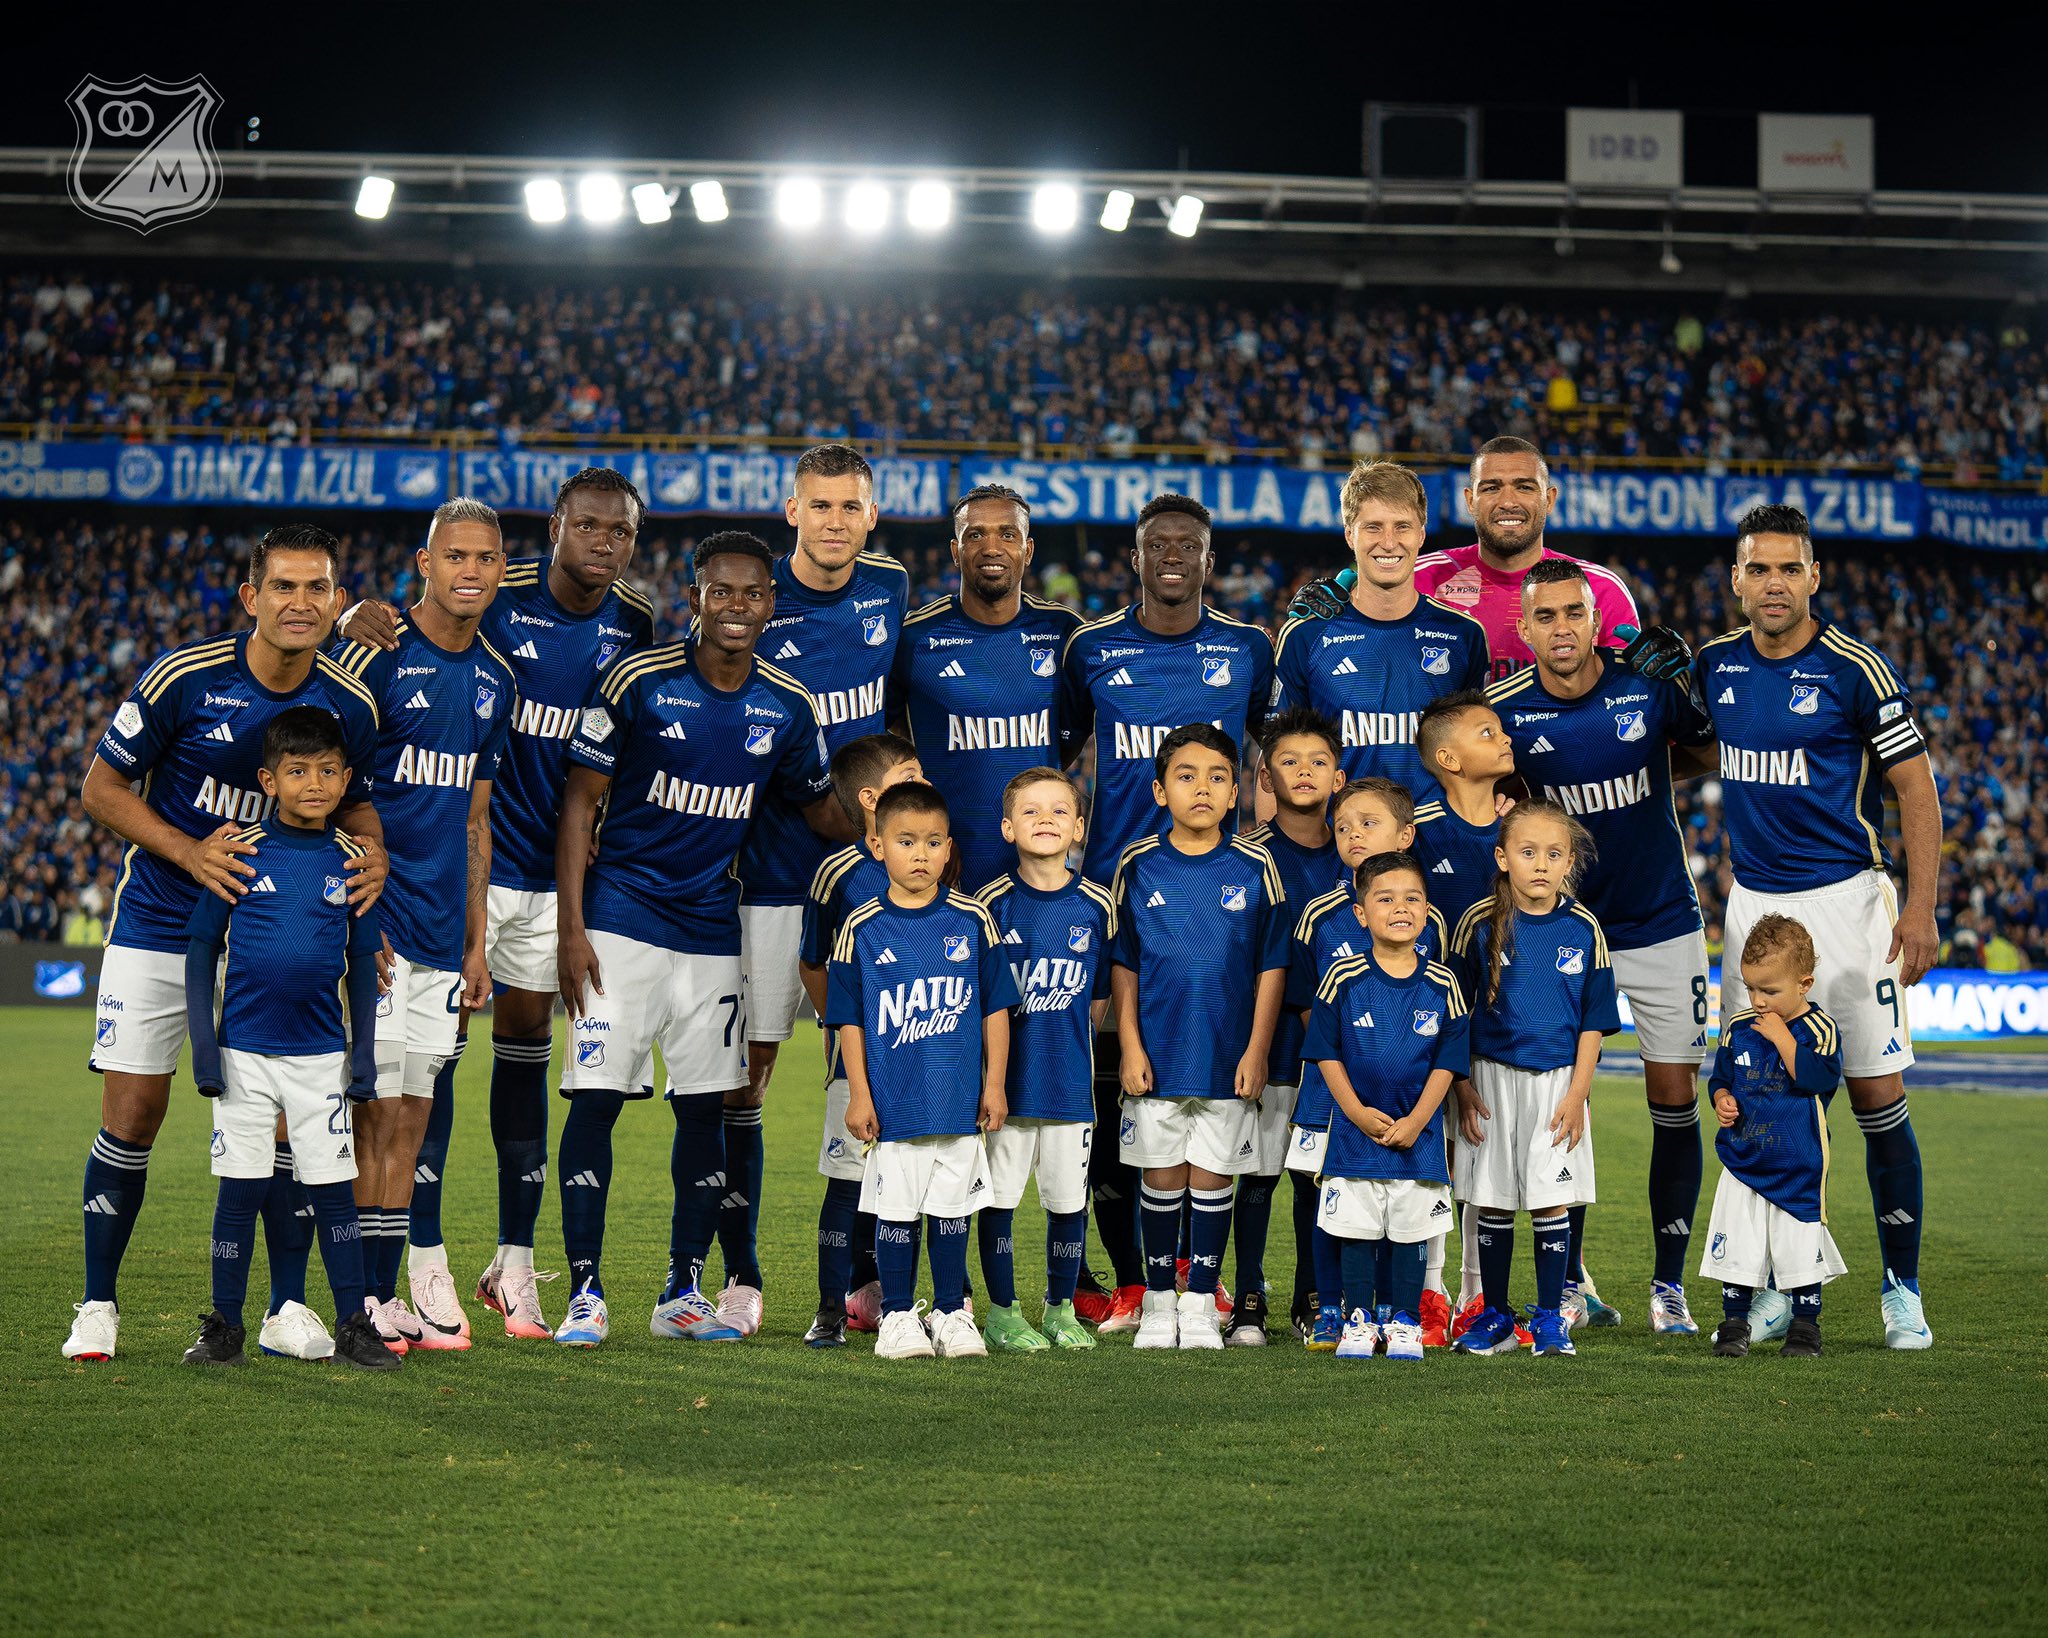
[561,930,747,1099]
[212,1049,356,1186]
[1250,1081,1300,1173]
[90,944,193,1077]
[819,1077,864,1181]
[1612,929,1710,1065]
[484,886,559,996]
[1455,1059,1597,1212]
[738,903,805,1044]
[1284,1120,1329,1175]
[985,1117,1092,1213]
[1699,1170,1846,1290]
[1721,869,1914,1079]
[372,952,462,1098]
[1317,1175,1455,1243]
[1118,1095,1259,1174]
[859,1132,994,1220]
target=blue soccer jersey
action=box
[1710,1006,1843,1223]
[1239,821,1341,1086]
[890,593,1080,889]
[824,889,1019,1141]
[1303,952,1471,1184]
[1451,896,1623,1072]
[1058,606,1275,885]
[1488,656,1711,950]
[977,870,1117,1122]
[739,550,910,907]
[1410,801,1500,931]
[483,558,655,893]
[1696,618,1927,894]
[1109,834,1290,1099]
[95,631,380,955]
[332,621,515,972]
[801,841,891,1081]
[566,644,829,956]
[1271,599,1488,799]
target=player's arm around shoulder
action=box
[182,886,234,1097]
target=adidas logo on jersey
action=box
[404,690,431,711]
[1528,734,1555,753]
[1106,668,1136,687]
[1331,941,1354,958]
[775,640,803,660]
[514,640,539,661]
[938,659,966,679]
[1431,859,1454,874]
[1002,928,1024,944]
[1736,1050,1751,1066]
[1352,1012,1375,1028]
[205,722,235,743]
[1146,889,1166,907]
[660,722,688,741]
[249,875,277,894]
[564,1170,602,1187]
[1718,687,1735,704]
[874,947,898,965]
[1330,656,1359,677]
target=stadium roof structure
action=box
[4,148,2046,299]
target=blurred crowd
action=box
[4,272,2046,475]
[0,514,2038,976]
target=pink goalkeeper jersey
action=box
[1413,544,1641,682]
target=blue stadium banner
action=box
[957,458,1450,533]
[0,439,446,508]
[453,449,949,520]
[1920,488,2048,553]
[1620,964,2048,1043]
[1445,470,1920,541]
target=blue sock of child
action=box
[1046,1208,1088,1303]
[1312,1223,1345,1314]
[978,1208,1017,1308]
[876,1219,918,1315]
[1185,1185,1232,1295]
[1388,1238,1426,1322]
[1565,1204,1588,1286]
[852,1211,880,1289]
[1290,1173,1318,1305]
[1723,1283,1754,1320]
[1140,1184,1183,1292]
[1533,1209,1571,1312]
[1787,1283,1822,1329]
[261,1143,312,1312]
[1233,1173,1275,1298]
[928,1215,971,1312]
[1647,1099,1702,1286]
[1337,1237,1376,1318]
[307,1179,367,1329]
[1857,1098,1922,1287]
[1476,1210,1516,1313]
[818,1177,861,1308]
[210,1175,268,1329]
[559,1089,623,1297]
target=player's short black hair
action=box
[1258,705,1342,762]
[1522,555,1591,594]
[1354,848,1426,896]
[1737,504,1813,555]
[1152,722,1240,784]
[553,466,645,531]
[829,732,920,827]
[873,779,949,830]
[1136,492,1212,533]
[692,530,775,579]
[262,705,346,769]
[1416,689,1492,775]
[951,482,1031,536]
[793,443,874,490]
[249,525,339,589]
[1334,776,1415,831]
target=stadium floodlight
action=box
[1031,182,1080,234]
[844,180,890,234]
[1099,189,1135,232]
[578,173,625,224]
[905,179,952,232]
[775,176,824,229]
[524,178,567,224]
[1167,194,1204,238]
[690,179,729,223]
[631,183,673,225]
[354,175,394,220]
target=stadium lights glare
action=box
[906,179,953,232]
[1099,189,1134,232]
[1167,194,1204,238]
[578,173,624,224]
[524,178,567,224]
[354,175,394,220]
[845,180,890,234]
[631,183,673,225]
[775,177,824,229]
[690,180,729,223]
[1031,182,1080,234]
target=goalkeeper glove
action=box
[1287,565,1356,621]
[1615,622,1695,686]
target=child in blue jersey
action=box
[1304,851,1470,1363]
[1704,915,1847,1359]
[796,732,924,1347]
[1410,691,1516,931]
[1111,724,1291,1351]
[975,767,1117,1352]
[827,783,1019,1361]
[1449,800,1622,1359]
[180,709,396,1373]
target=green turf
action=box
[4,1005,2043,1635]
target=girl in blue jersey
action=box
[1448,800,1622,1359]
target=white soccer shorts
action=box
[859,1132,994,1220]
[1699,1170,1846,1289]
[1316,1175,1456,1244]
[1613,928,1711,1066]
[1283,1121,1329,1176]
[90,944,191,1077]
[560,930,747,1099]
[818,1077,864,1181]
[1249,1080,1301,1174]
[739,902,805,1044]
[213,1049,356,1186]
[1722,869,1914,1079]
[1455,1059,1597,1212]
[485,885,559,996]
[372,952,462,1098]
[985,1117,1092,1213]
[1117,1095,1259,1175]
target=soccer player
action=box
[1303,850,1470,1363]
[1057,493,1273,1329]
[66,525,385,1364]
[1703,915,1846,1360]
[826,783,1018,1361]
[1270,461,1488,798]
[179,708,396,1373]
[1449,802,1621,1359]
[890,484,1079,890]
[975,768,1118,1352]
[552,531,840,1348]
[796,732,925,1347]
[1695,503,1940,1350]
[1110,724,1289,1350]
[1410,692,1515,930]
[331,499,512,1350]
[1488,557,1717,1336]
[338,467,657,1340]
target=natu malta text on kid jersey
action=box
[94,631,379,954]
[483,557,654,893]
[1694,618,1927,895]
[976,870,1118,1123]
[566,643,830,956]
[739,549,909,907]
[333,620,515,972]
[1057,606,1274,885]
[890,592,1081,889]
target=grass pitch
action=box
[2,1006,2043,1636]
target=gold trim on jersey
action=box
[1062,607,1129,662]
[1485,667,1541,706]
[1107,833,1163,903]
[1229,836,1285,905]
[904,594,957,628]
[1818,626,1905,698]
[1316,950,1372,1004]
[137,637,238,703]
[1425,960,1469,1015]
[808,843,871,906]
[598,642,689,704]
[1295,882,1352,941]
[314,652,381,725]
[831,898,887,964]
[1566,901,1612,965]
[1450,897,1492,957]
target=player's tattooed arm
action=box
[1885,755,1942,985]
[555,765,610,1015]
[335,801,389,911]
[83,756,257,903]
[461,781,493,1010]
[335,596,403,652]
[1111,965,1154,1095]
